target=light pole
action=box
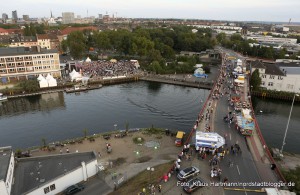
[147,167,155,183]
[280,93,299,156]
[114,124,117,131]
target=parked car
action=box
[183,177,206,193]
[63,183,85,195]
[175,131,185,146]
[177,166,200,181]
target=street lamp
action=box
[147,167,155,182]
[114,124,117,131]
[280,93,299,156]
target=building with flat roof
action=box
[62,12,74,24]
[12,11,18,22]
[0,47,61,83]
[2,13,8,23]
[11,151,97,195]
[0,146,15,195]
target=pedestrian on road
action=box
[158,185,162,193]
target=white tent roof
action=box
[46,73,54,81]
[86,57,91,62]
[48,77,57,87]
[69,69,77,77]
[71,71,82,81]
[242,109,253,120]
[37,74,46,81]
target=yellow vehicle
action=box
[175,131,185,146]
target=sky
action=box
[1,0,300,23]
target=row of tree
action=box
[217,33,300,60]
[61,26,216,72]
[23,23,46,36]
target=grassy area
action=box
[109,161,174,195]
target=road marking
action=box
[236,165,240,175]
[243,186,248,195]
[224,188,263,193]
[229,133,232,141]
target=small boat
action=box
[0,93,8,101]
[87,84,103,90]
[65,85,87,93]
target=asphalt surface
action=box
[213,49,269,195]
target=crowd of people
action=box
[76,60,138,78]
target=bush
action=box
[133,137,145,144]
[282,166,300,194]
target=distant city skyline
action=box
[1,0,300,23]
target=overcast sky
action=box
[1,0,299,22]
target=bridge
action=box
[183,48,286,194]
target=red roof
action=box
[0,28,8,34]
[37,34,50,40]
[61,26,98,35]
[4,28,23,34]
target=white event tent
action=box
[46,74,57,87]
[37,75,48,88]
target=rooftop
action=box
[0,47,58,57]
[60,26,98,35]
[251,60,266,69]
[276,61,300,68]
[0,146,13,181]
[264,63,285,76]
[10,35,37,43]
[12,151,96,195]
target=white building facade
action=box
[251,61,300,93]
[0,147,15,195]
[26,160,98,195]
[0,47,61,82]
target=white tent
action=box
[85,57,91,62]
[46,74,57,87]
[234,66,243,73]
[39,77,48,88]
[69,69,77,77]
[242,108,253,120]
[37,74,46,81]
[237,59,242,66]
[69,70,82,82]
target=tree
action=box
[149,61,163,74]
[19,80,39,92]
[216,33,226,45]
[125,122,129,133]
[250,69,262,91]
[282,166,300,194]
[83,129,88,138]
[67,31,86,59]
[41,138,47,147]
[60,40,68,53]
[95,32,111,52]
